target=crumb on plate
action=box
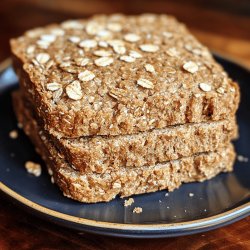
[17,122,23,129]
[124,198,134,207]
[237,155,249,162]
[25,161,42,177]
[133,207,142,214]
[9,130,18,139]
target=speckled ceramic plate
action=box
[0,55,249,238]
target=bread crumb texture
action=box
[13,90,238,174]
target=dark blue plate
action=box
[0,55,249,238]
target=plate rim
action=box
[0,55,250,237]
[1,182,250,233]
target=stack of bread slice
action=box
[10,14,240,203]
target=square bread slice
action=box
[13,90,237,174]
[18,101,235,203]
[10,14,240,138]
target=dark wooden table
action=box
[0,1,250,249]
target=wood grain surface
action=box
[0,1,249,249]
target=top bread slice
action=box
[10,14,240,138]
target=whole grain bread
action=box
[11,14,240,138]
[13,90,237,174]
[42,143,236,203]
[16,92,235,203]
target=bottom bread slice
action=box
[17,97,236,203]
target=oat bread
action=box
[16,93,235,202]
[13,90,237,173]
[11,14,240,138]
[45,145,235,203]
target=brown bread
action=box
[13,90,237,174]
[11,14,240,138]
[14,91,236,203]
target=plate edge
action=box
[1,182,249,232]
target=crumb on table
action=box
[124,198,134,207]
[25,161,42,177]
[133,207,142,214]
[189,193,194,197]
[9,130,18,139]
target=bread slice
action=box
[13,90,237,174]
[10,14,240,138]
[15,95,235,203]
